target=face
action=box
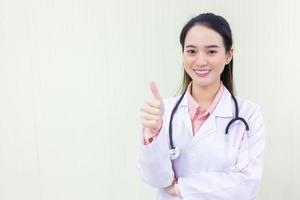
[183,25,233,89]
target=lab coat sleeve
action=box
[178,106,265,200]
[137,99,175,188]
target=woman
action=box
[138,13,265,200]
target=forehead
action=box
[184,25,224,48]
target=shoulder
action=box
[235,96,262,117]
[163,96,180,106]
[235,96,264,133]
[161,95,187,119]
[162,96,181,110]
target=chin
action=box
[192,77,219,88]
[192,80,212,88]
[193,77,214,86]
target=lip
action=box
[193,69,212,77]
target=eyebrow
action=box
[185,45,220,49]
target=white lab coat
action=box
[138,87,265,200]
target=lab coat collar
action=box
[213,87,234,118]
[178,86,233,118]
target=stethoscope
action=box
[168,90,250,160]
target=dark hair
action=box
[179,13,235,94]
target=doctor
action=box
[138,13,265,200]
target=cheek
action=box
[209,57,227,69]
[183,56,194,66]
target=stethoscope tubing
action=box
[168,90,250,160]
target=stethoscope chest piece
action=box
[169,146,180,160]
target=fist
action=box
[140,81,164,129]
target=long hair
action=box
[179,13,235,95]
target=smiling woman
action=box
[138,13,265,200]
[182,24,233,108]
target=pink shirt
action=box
[187,82,224,134]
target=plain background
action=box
[0,0,299,199]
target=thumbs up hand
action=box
[140,81,165,130]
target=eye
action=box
[186,49,196,55]
[207,50,217,55]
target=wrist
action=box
[174,183,181,196]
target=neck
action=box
[191,81,221,109]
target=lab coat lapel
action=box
[177,90,217,143]
[176,87,234,144]
[177,92,194,136]
[213,87,234,118]
[191,113,217,145]
[191,87,234,145]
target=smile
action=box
[193,69,212,77]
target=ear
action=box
[225,48,233,65]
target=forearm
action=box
[138,128,174,188]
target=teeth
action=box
[195,69,210,74]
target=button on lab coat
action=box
[138,87,265,200]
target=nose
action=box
[195,52,207,67]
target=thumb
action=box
[149,81,162,100]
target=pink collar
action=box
[187,82,224,120]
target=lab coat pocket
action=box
[226,123,249,168]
